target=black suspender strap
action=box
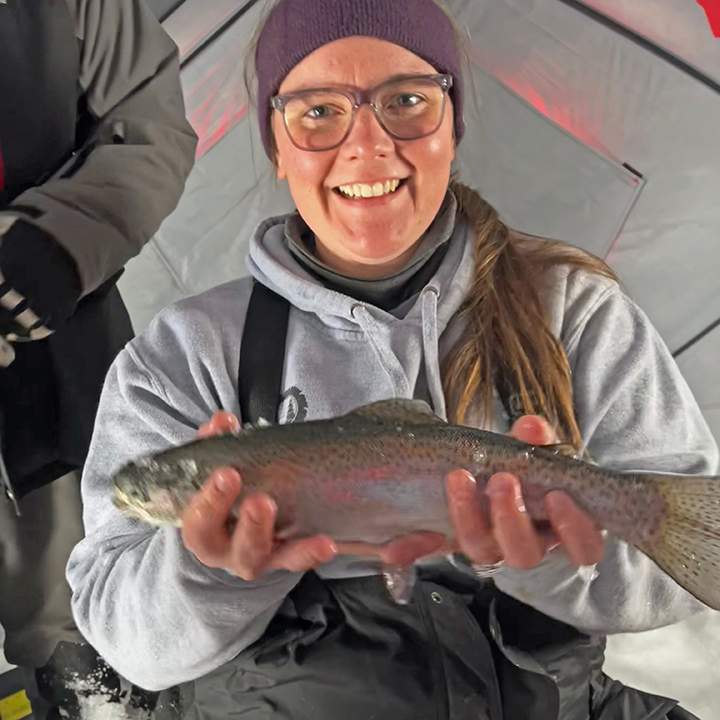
[237,281,291,425]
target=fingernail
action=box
[545,491,567,514]
[516,416,537,435]
[246,496,276,524]
[449,471,476,496]
[486,474,526,513]
[486,474,510,498]
[214,469,238,494]
[245,504,264,524]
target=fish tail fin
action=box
[637,474,720,611]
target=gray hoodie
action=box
[67,214,719,691]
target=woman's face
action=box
[274,37,456,279]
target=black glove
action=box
[0,217,82,341]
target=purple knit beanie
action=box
[255,0,465,158]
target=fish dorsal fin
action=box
[348,399,445,425]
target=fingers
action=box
[226,495,338,579]
[379,532,449,567]
[486,473,545,569]
[545,491,605,566]
[198,411,240,439]
[182,468,241,567]
[266,535,338,573]
[447,470,503,565]
[509,415,557,445]
[229,494,279,580]
[182,475,338,580]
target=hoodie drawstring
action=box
[351,304,412,398]
[350,288,446,420]
[421,287,447,420]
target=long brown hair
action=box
[245,0,619,449]
[444,180,616,447]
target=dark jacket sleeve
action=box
[0,0,197,328]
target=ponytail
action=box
[444,180,618,448]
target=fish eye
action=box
[131,487,144,499]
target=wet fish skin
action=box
[113,399,720,610]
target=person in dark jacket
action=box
[67,0,718,718]
[0,0,197,717]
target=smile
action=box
[334,178,406,199]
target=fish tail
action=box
[637,474,720,611]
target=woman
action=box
[67,0,718,718]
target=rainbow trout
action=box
[113,399,720,609]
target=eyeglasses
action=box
[271,74,453,152]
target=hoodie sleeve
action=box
[493,273,719,634]
[66,299,302,691]
[0,0,197,329]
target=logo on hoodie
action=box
[280,386,308,424]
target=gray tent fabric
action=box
[118,3,720,716]
[454,69,645,259]
[578,0,720,85]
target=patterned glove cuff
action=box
[0,265,54,341]
[0,213,82,337]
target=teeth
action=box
[337,179,401,199]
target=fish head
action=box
[113,455,201,527]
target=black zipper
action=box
[417,586,449,720]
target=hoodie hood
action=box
[246,209,474,333]
[246,210,475,420]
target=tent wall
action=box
[121,0,720,442]
[581,0,720,77]
[449,0,720,440]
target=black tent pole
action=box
[181,0,263,70]
[555,0,720,97]
[672,316,720,358]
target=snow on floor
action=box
[60,672,152,720]
[604,609,720,720]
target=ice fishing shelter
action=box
[128,0,720,447]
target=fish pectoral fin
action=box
[350,399,445,425]
[381,563,418,605]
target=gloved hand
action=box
[0,215,82,364]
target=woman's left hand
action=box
[380,415,605,571]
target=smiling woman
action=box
[66,0,719,718]
[272,39,457,277]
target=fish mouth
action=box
[113,485,183,528]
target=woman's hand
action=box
[445,415,605,570]
[380,415,605,571]
[180,411,338,580]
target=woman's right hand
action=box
[180,411,338,580]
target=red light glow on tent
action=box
[487,71,615,159]
[697,0,720,37]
